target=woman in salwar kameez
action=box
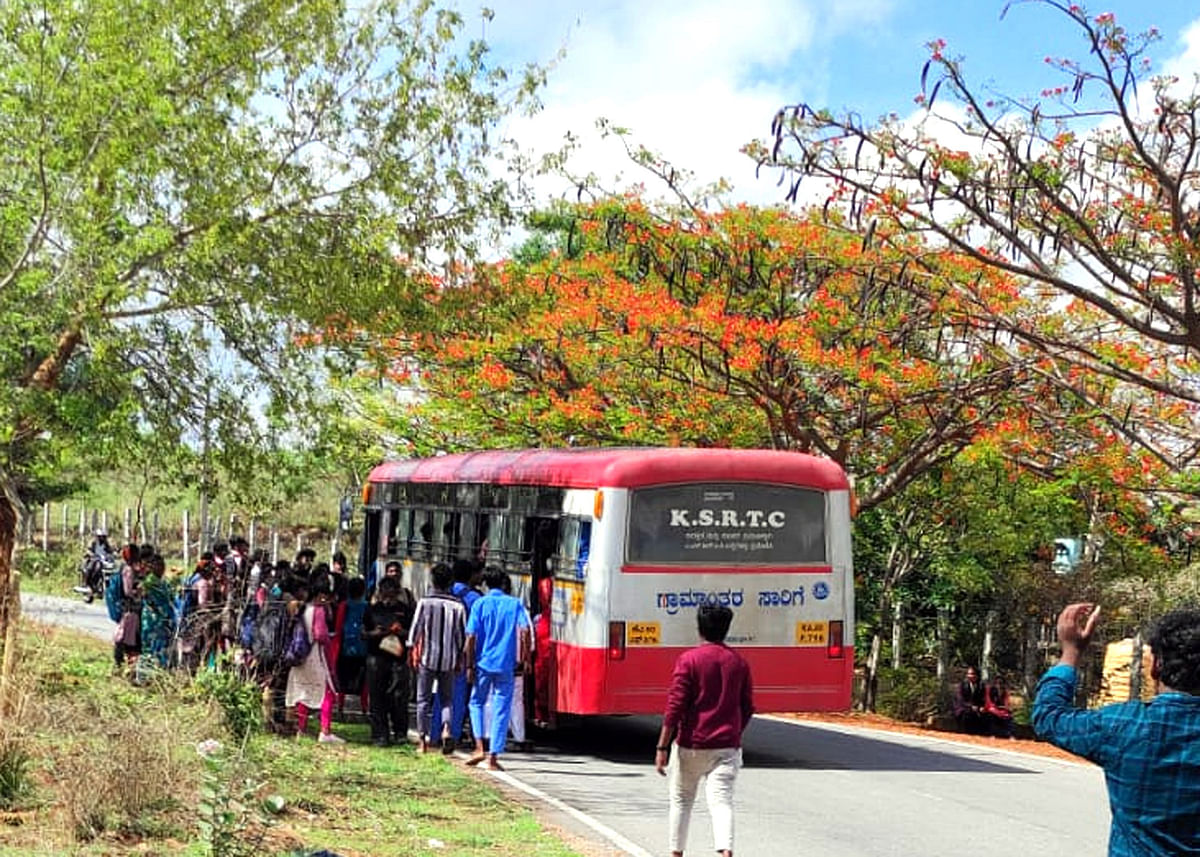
[285,573,343,743]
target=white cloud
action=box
[1161,18,1200,82]
[484,0,896,206]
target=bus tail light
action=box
[361,483,371,504]
[608,621,626,660]
[594,490,604,521]
[827,621,844,659]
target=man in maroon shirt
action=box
[655,604,754,857]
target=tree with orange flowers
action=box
[752,0,1200,476]
[386,198,1037,511]
[349,193,1186,709]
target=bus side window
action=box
[473,513,491,562]
[392,507,413,559]
[443,511,462,561]
[414,509,435,560]
[575,520,591,580]
[429,510,449,561]
[555,518,591,581]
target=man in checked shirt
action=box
[1034,603,1200,856]
[408,562,467,754]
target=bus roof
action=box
[367,448,849,491]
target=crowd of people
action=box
[100,534,533,763]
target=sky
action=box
[471,0,1200,210]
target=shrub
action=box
[194,666,263,742]
[0,737,32,810]
[876,666,942,723]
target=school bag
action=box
[340,599,367,659]
[104,569,124,622]
[174,572,201,624]
[281,611,312,667]
[251,599,292,669]
[238,601,260,649]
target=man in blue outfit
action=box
[433,559,484,751]
[464,566,530,771]
[1033,602,1200,856]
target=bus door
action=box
[359,507,381,583]
[524,516,559,724]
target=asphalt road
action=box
[20,593,1110,856]
[498,714,1110,857]
[21,591,114,641]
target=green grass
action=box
[0,622,585,857]
[12,547,79,597]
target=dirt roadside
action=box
[780,710,1089,763]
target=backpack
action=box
[251,600,292,669]
[281,611,312,668]
[238,601,260,649]
[104,569,124,622]
[174,572,201,624]
[340,599,367,659]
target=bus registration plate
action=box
[628,622,661,645]
[794,621,827,646]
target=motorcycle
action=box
[74,551,116,603]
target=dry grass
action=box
[0,623,211,852]
[0,620,587,857]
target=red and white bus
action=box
[358,447,854,717]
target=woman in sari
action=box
[140,554,176,672]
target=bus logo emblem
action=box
[813,581,829,601]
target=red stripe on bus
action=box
[621,564,834,575]
[550,641,854,716]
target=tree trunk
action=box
[936,607,950,681]
[863,588,891,712]
[0,483,24,712]
[980,610,996,681]
[891,600,903,670]
[1022,617,1042,701]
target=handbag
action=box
[379,634,403,657]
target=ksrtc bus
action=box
[358,447,854,717]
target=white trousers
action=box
[667,743,741,853]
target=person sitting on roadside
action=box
[953,666,987,735]
[983,675,1014,738]
[1034,603,1200,856]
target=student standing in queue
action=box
[408,563,466,753]
[464,567,530,771]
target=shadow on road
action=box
[533,714,1036,775]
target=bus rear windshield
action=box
[627,483,827,565]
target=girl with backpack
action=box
[335,576,369,716]
[285,572,343,744]
[111,544,144,673]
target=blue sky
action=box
[473,0,1200,205]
